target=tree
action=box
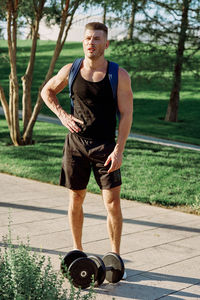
[165,0,190,121]
[83,0,108,24]
[115,0,148,40]
[23,0,81,144]
[105,0,148,40]
[102,1,107,24]
[0,0,26,146]
[141,0,200,122]
[0,0,81,145]
[165,0,200,121]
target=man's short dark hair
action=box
[85,22,108,38]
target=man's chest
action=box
[80,68,106,82]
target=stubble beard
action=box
[85,46,105,61]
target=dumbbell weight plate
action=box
[89,255,106,286]
[61,250,87,276]
[102,252,124,283]
[68,257,98,289]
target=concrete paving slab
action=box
[0,216,67,238]
[117,244,200,278]
[138,256,200,297]
[1,173,200,300]
[161,283,200,299]
[120,227,199,255]
[0,209,66,227]
[171,235,200,251]
[139,210,200,227]
[111,274,200,300]
[122,215,200,236]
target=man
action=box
[41,22,133,259]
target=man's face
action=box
[83,29,109,59]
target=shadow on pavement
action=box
[1,201,200,234]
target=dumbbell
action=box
[61,250,124,289]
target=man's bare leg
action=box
[102,186,122,254]
[68,189,87,251]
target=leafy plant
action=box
[0,219,95,300]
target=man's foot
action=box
[122,270,127,280]
[73,248,83,252]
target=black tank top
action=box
[72,62,117,142]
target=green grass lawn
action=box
[0,117,199,214]
[0,40,200,145]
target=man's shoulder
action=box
[57,63,73,79]
[108,61,130,79]
[60,63,73,73]
[118,67,132,92]
[118,67,131,80]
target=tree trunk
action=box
[127,0,137,40]
[165,0,189,122]
[21,0,45,136]
[2,0,80,146]
[9,75,21,145]
[0,85,11,129]
[23,0,80,144]
[7,0,22,146]
[102,2,107,25]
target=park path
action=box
[1,173,200,299]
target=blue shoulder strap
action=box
[108,61,118,101]
[69,58,119,118]
[68,57,84,114]
[108,61,120,119]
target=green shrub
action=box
[0,223,95,300]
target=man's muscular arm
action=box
[104,68,133,173]
[41,64,83,133]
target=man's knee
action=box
[102,186,121,215]
[69,189,86,208]
[108,200,121,215]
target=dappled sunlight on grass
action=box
[121,140,200,207]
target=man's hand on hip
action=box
[60,112,83,133]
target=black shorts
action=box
[59,133,122,190]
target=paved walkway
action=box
[1,173,200,299]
